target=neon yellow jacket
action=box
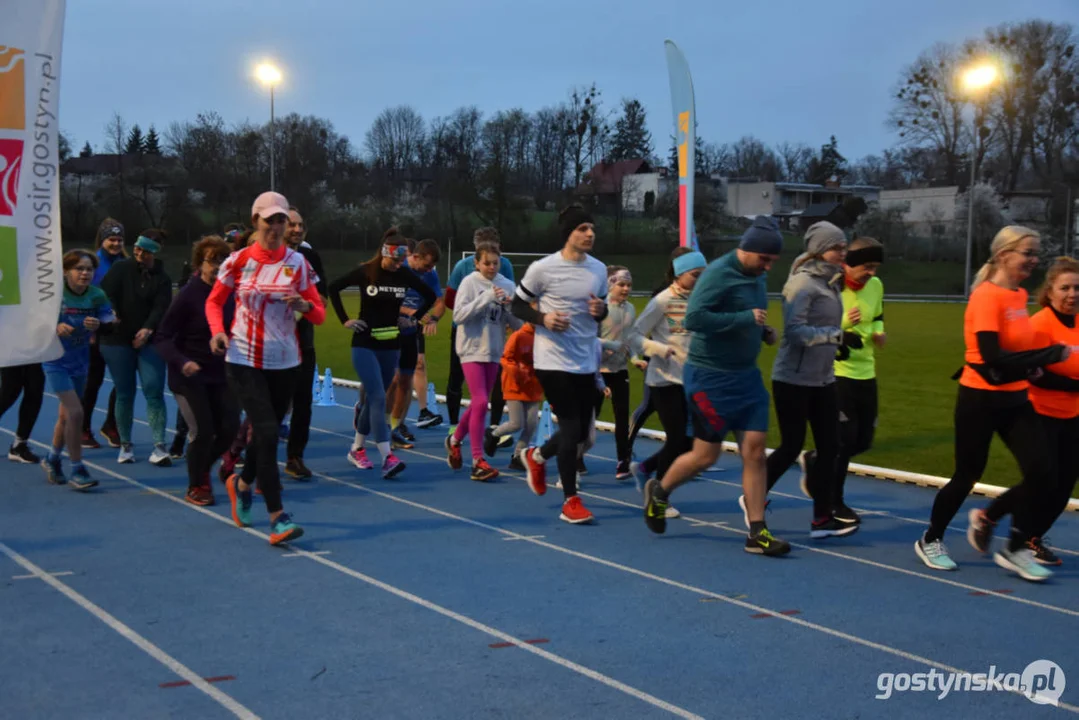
[835,276,884,380]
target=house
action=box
[725,179,881,228]
[877,186,958,234]
[576,159,660,213]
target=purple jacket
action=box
[154,275,234,390]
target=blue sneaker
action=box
[995,546,1053,582]
[915,537,958,571]
[41,458,65,485]
[68,465,98,492]
[269,513,303,546]
[226,475,252,527]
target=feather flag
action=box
[665,40,698,252]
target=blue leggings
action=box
[351,347,399,444]
[100,343,167,445]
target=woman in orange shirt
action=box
[915,226,1068,581]
[969,256,1079,567]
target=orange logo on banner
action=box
[677,111,689,178]
[0,46,26,131]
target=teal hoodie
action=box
[684,251,769,373]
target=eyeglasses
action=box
[73,266,94,274]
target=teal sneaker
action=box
[269,513,303,546]
[915,537,958,571]
[226,475,252,527]
[995,547,1053,582]
[41,458,66,485]
[68,465,98,492]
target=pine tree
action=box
[609,99,653,161]
[144,125,161,155]
[125,124,145,154]
[807,135,849,185]
[79,141,93,158]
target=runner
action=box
[1,362,44,464]
[328,228,437,478]
[446,242,521,481]
[641,216,791,556]
[207,191,325,545]
[511,205,608,524]
[283,206,327,479]
[829,236,886,524]
[98,229,174,466]
[154,235,239,506]
[967,255,1079,569]
[167,243,198,460]
[490,321,543,471]
[80,218,125,449]
[764,221,858,539]
[915,226,1066,580]
[596,265,635,479]
[41,250,117,490]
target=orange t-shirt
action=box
[1028,308,1079,419]
[501,324,543,402]
[959,282,1039,391]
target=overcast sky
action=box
[60,0,1078,163]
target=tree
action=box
[144,125,161,155]
[608,98,652,161]
[775,141,814,182]
[954,182,1012,269]
[125,124,145,154]
[58,132,72,163]
[564,84,610,188]
[79,141,93,158]
[807,135,849,185]
[364,105,425,182]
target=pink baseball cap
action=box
[251,191,290,220]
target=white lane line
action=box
[0,541,259,720]
[12,570,74,580]
[1,429,703,720]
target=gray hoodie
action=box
[453,271,522,363]
[770,258,845,387]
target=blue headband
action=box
[135,235,161,254]
[673,251,706,277]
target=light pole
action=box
[960,62,999,297]
[255,62,282,191]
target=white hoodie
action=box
[453,271,522,363]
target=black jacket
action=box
[98,257,173,346]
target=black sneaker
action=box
[483,427,499,457]
[8,442,39,464]
[833,503,861,524]
[285,457,313,480]
[391,427,414,449]
[508,453,525,472]
[168,440,186,460]
[615,459,631,481]
[810,515,858,539]
[497,433,513,449]
[398,424,415,442]
[745,528,792,556]
[416,409,443,428]
[1029,537,1062,566]
[643,479,668,535]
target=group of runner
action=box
[0,195,1072,579]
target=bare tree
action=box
[365,105,426,181]
[775,141,815,182]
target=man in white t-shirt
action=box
[511,205,608,524]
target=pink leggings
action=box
[454,362,499,460]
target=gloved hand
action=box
[842,331,864,349]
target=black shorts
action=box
[417,334,426,354]
[398,334,419,374]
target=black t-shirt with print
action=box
[328,263,436,350]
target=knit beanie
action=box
[559,205,594,243]
[738,216,783,254]
[803,221,847,257]
[96,218,124,246]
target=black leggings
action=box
[174,382,240,490]
[628,382,654,453]
[0,363,44,440]
[287,347,316,460]
[645,383,692,480]
[536,370,597,498]
[81,343,116,432]
[595,370,630,462]
[446,325,465,425]
[984,412,1078,540]
[834,377,878,505]
[926,386,1051,545]
[226,364,296,515]
[766,380,840,519]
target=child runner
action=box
[828,236,886,524]
[765,221,858,539]
[511,205,608,524]
[208,191,326,546]
[41,250,117,490]
[446,242,521,480]
[329,228,437,478]
[967,255,1079,570]
[642,216,791,556]
[916,226,1065,580]
[596,265,635,479]
[490,322,544,471]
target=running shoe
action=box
[185,484,215,507]
[994,546,1053,582]
[1029,537,1061,566]
[391,427,413,449]
[810,515,858,539]
[149,443,172,467]
[8,442,39,464]
[269,513,304,546]
[833,502,861,524]
[914,537,957,571]
[117,443,135,464]
[643,479,668,534]
[80,431,101,449]
[615,459,632,481]
[507,452,525,472]
[68,465,98,492]
[560,496,593,524]
[416,408,443,428]
[398,424,415,442]
[523,447,546,496]
[100,425,121,448]
[285,457,313,480]
[483,427,499,457]
[226,474,252,527]
[745,528,791,556]
[382,454,406,479]
[738,494,772,531]
[348,448,374,470]
[41,457,65,485]
[966,508,994,555]
[470,459,499,482]
[630,461,649,493]
[445,436,463,471]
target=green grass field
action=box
[312,297,1035,489]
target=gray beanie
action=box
[739,215,783,254]
[803,221,847,257]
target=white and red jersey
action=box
[207,244,324,370]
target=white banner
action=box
[0,0,66,367]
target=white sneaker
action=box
[995,547,1053,582]
[149,444,172,467]
[118,444,135,464]
[664,505,681,519]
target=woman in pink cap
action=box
[206,191,326,546]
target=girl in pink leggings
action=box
[446,242,522,481]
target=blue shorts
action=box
[683,364,769,442]
[45,369,86,397]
